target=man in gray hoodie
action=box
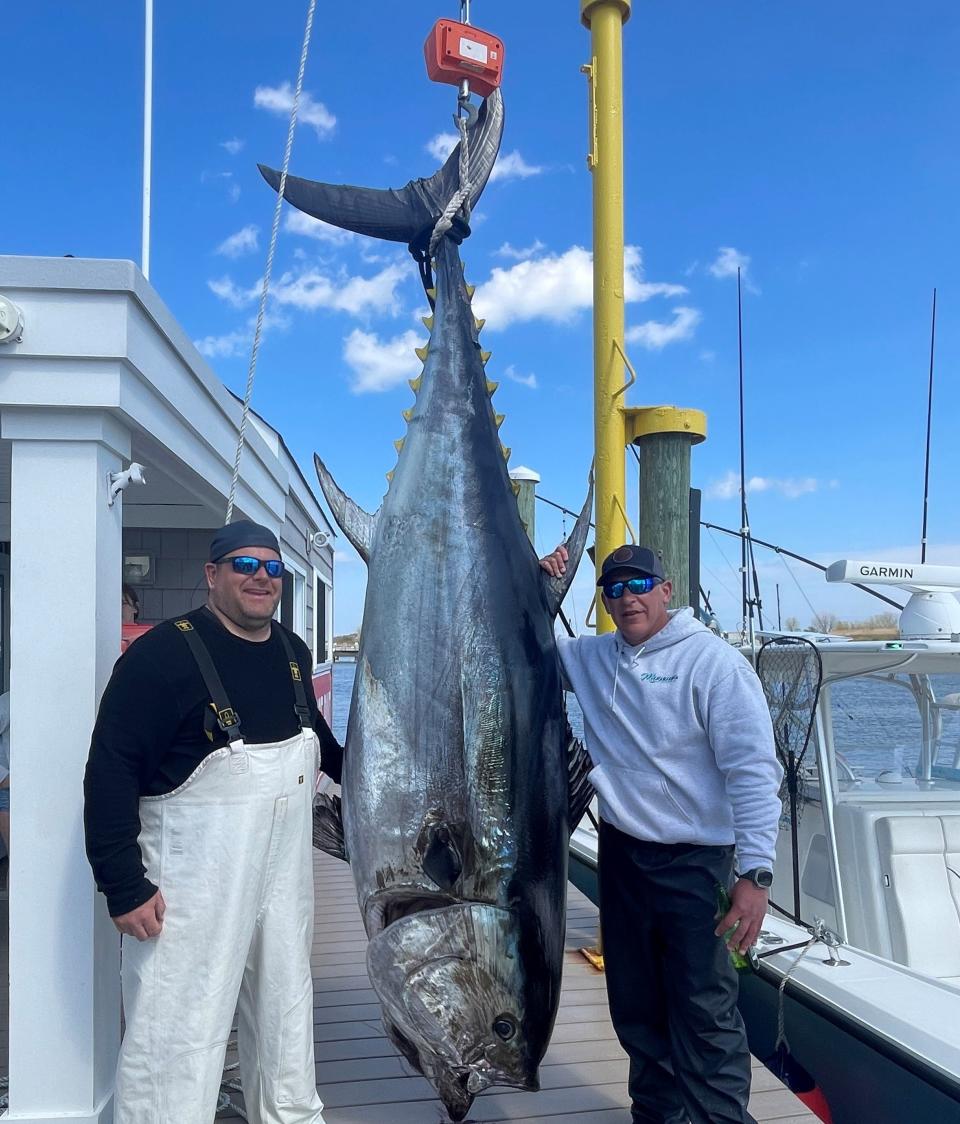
[541,543,782,1124]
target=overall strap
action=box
[274,624,313,730]
[173,619,243,743]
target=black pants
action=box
[598,822,757,1124]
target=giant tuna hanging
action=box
[261,88,594,1121]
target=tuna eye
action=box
[493,1015,516,1041]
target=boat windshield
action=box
[826,671,960,795]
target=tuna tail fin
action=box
[542,465,594,618]
[314,454,378,564]
[566,730,595,832]
[312,794,347,862]
[259,89,504,244]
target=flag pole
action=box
[142,0,154,279]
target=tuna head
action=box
[367,902,541,1121]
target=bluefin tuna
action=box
[261,90,594,1121]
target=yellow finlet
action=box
[495,413,505,429]
[421,315,434,330]
[465,283,476,299]
[393,439,405,454]
[474,317,486,332]
[408,376,422,393]
[426,287,437,302]
[402,408,414,422]
[501,445,511,461]
[415,345,430,362]
[386,470,394,483]
[486,379,499,395]
[511,481,521,496]
[480,350,492,366]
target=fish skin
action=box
[263,92,593,1120]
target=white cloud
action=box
[424,136,542,182]
[627,306,701,350]
[343,328,426,393]
[220,137,245,155]
[473,245,685,331]
[215,224,259,258]
[496,240,546,261]
[209,262,406,318]
[489,150,543,182]
[426,132,458,163]
[284,209,355,245]
[505,364,538,389]
[194,328,251,359]
[709,246,751,280]
[208,276,261,308]
[705,471,822,500]
[193,309,289,361]
[254,82,336,139]
[700,349,716,363]
[271,263,406,316]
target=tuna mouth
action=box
[364,887,458,934]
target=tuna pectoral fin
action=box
[567,732,595,832]
[312,794,347,862]
[542,466,594,617]
[314,453,378,563]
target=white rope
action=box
[773,918,839,1051]
[429,111,472,256]
[225,0,317,524]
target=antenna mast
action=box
[920,287,937,564]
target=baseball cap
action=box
[596,544,665,586]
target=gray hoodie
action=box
[559,608,783,872]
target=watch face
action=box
[754,869,774,888]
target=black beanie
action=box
[208,519,281,562]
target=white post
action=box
[3,408,130,1124]
[142,0,153,280]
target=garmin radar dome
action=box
[826,559,960,641]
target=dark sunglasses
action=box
[604,576,661,599]
[218,555,285,578]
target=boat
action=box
[569,558,960,1124]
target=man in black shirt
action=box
[85,520,340,1123]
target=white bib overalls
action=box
[114,729,326,1124]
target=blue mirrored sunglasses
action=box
[219,555,285,578]
[604,576,660,599]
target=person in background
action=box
[540,542,782,1124]
[85,520,341,1124]
[121,584,139,624]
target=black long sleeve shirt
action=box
[84,606,343,917]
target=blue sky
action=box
[4,1,959,632]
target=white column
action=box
[3,408,130,1123]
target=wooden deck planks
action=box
[217,848,817,1123]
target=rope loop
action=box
[429,111,473,256]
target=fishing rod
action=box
[737,267,763,642]
[533,499,906,611]
[920,287,937,564]
[701,522,905,610]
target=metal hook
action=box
[456,95,478,129]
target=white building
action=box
[0,254,335,1122]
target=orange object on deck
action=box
[423,19,504,98]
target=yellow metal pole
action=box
[581,0,631,633]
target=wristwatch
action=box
[739,867,774,889]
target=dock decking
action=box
[217,850,817,1124]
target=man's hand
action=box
[540,544,568,579]
[112,890,166,941]
[714,879,767,955]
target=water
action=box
[331,662,960,777]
